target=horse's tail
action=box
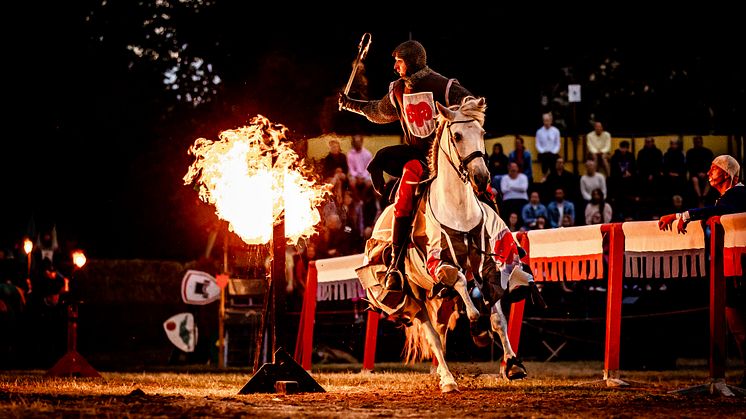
[402,298,460,364]
[403,318,433,364]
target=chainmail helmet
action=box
[392,40,427,76]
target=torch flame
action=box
[184,115,330,245]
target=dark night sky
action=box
[2,4,743,259]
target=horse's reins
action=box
[439,119,485,184]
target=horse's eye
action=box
[454,132,462,142]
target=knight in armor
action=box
[339,40,474,296]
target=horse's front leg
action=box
[417,312,459,393]
[490,299,527,380]
[435,264,480,323]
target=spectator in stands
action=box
[580,160,606,204]
[487,142,509,190]
[637,137,664,213]
[609,140,637,218]
[662,138,687,198]
[346,134,373,192]
[561,213,575,227]
[544,157,579,205]
[535,113,561,180]
[501,163,529,224]
[322,138,348,181]
[658,154,746,388]
[667,194,685,215]
[507,212,522,232]
[585,188,613,225]
[522,191,548,230]
[508,136,533,183]
[686,136,715,207]
[534,215,548,230]
[547,187,575,228]
[586,121,611,175]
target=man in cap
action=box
[659,154,746,388]
[338,40,473,296]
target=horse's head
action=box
[435,97,490,193]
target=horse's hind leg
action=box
[417,311,459,393]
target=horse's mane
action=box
[427,96,486,176]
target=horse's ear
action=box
[477,97,485,107]
[436,101,456,121]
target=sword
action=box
[339,32,372,110]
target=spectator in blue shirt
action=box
[521,191,548,230]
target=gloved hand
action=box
[676,217,689,235]
[658,213,678,231]
[337,92,367,115]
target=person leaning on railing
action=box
[658,154,746,388]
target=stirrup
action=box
[384,268,404,291]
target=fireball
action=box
[184,115,330,245]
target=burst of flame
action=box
[72,250,87,269]
[184,115,330,245]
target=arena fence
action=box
[295,213,746,390]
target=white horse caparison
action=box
[371,97,526,392]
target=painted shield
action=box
[163,312,198,352]
[181,270,220,305]
[403,92,436,138]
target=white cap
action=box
[713,154,740,178]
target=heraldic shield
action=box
[403,92,436,138]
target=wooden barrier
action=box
[296,216,743,388]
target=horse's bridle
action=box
[439,118,485,184]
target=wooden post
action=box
[507,232,529,353]
[218,229,228,368]
[603,223,624,380]
[300,262,318,370]
[708,217,726,381]
[272,220,286,361]
[362,311,380,371]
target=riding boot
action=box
[385,215,412,292]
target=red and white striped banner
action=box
[527,225,603,281]
[622,220,705,278]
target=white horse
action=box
[357,97,533,393]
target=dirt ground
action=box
[2,361,745,418]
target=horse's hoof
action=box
[471,330,491,348]
[441,383,460,393]
[505,357,527,381]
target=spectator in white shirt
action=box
[580,160,607,203]
[500,162,529,223]
[535,113,561,180]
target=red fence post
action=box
[299,261,318,371]
[507,232,529,353]
[604,223,624,381]
[708,216,726,381]
[362,311,380,371]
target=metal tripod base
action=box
[671,378,746,397]
[46,350,101,378]
[239,348,325,394]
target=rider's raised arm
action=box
[339,91,399,124]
